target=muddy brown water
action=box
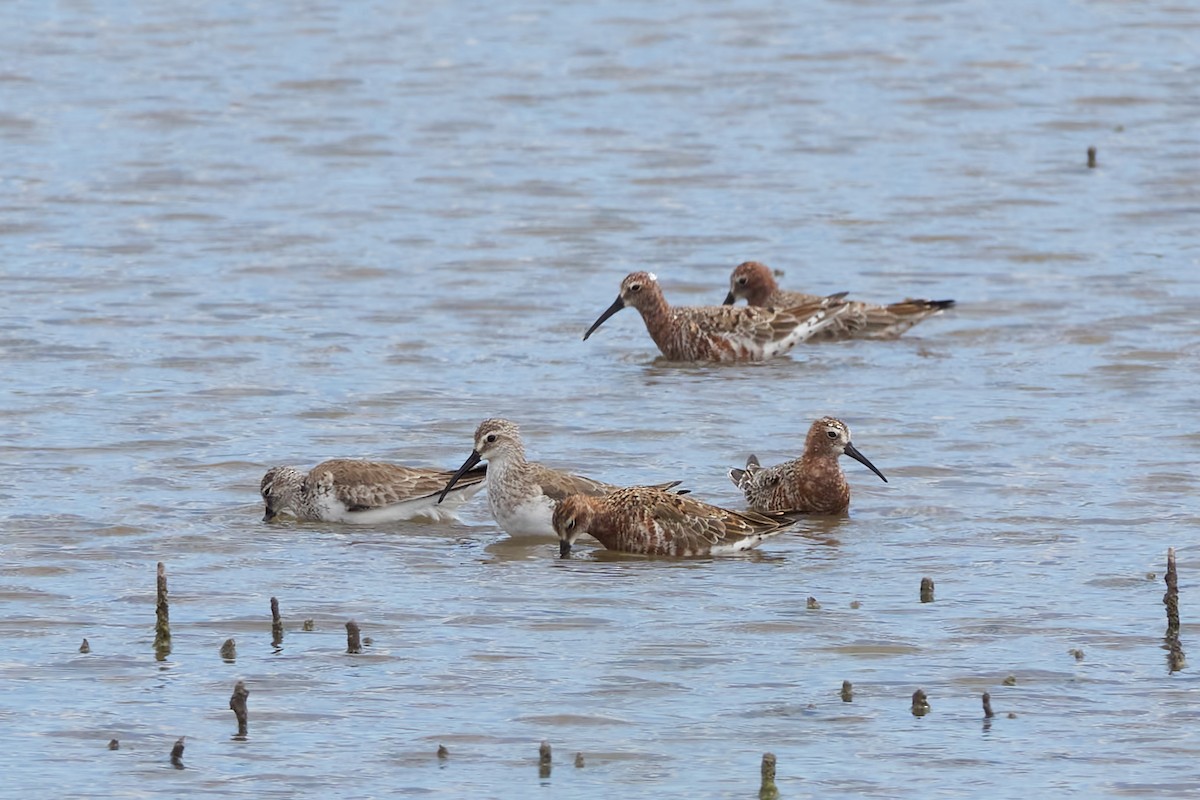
[2,1,1199,797]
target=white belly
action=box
[490,492,556,538]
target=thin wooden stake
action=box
[1164,547,1185,672]
[154,563,171,656]
[230,680,249,738]
[920,577,935,603]
[270,596,284,647]
[911,688,930,717]
[759,752,779,800]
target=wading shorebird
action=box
[583,271,848,362]
[260,459,486,524]
[438,418,684,538]
[554,485,799,558]
[723,261,955,341]
[730,417,888,514]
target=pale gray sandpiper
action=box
[582,271,848,362]
[437,418,683,538]
[729,416,887,514]
[723,260,955,341]
[553,485,799,558]
[260,459,486,524]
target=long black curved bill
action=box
[844,442,888,483]
[438,450,483,503]
[722,290,736,305]
[582,296,625,341]
[559,539,572,559]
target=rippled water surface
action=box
[2,0,1199,797]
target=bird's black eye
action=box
[565,518,576,531]
[737,276,748,285]
[485,434,497,443]
[826,430,838,439]
[629,283,641,292]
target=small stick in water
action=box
[346,620,362,654]
[79,638,90,654]
[1002,675,1017,686]
[302,619,315,631]
[107,739,119,751]
[437,744,449,759]
[539,740,552,779]
[154,562,171,656]
[220,638,237,662]
[911,689,931,717]
[1165,547,1180,636]
[759,752,780,800]
[574,752,585,768]
[920,577,935,603]
[230,680,249,738]
[806,596,820,610]
[1087,146,1097,168]
[1069,648,1084,661]
[982,691,994,719]
[840,680,854,702]
[271,597,284,647]
[170,737,185,769]
[1164,547,1185,672]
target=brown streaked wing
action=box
[769,288,829,307]
[527,462,617,502]
[310,460,486,511]
[634,488,785,548]
[752,296,848,348]
[749,462,786,493]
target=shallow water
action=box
[2,0,1199,796]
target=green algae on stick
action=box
[759,752,779,800]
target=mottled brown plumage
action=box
[261,459,486,523]
[730,417,888,514]
[723,261,955,341]
[438,418,684,538]
[584,271,848,362]
[554,486,798,557]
